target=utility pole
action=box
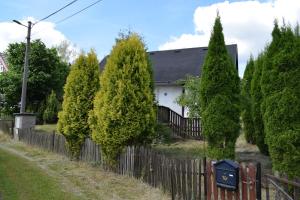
[12,20,35,139]
[20,21,32,113]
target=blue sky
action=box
[0,0,299,76]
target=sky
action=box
[0,0,300,77]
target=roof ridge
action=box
[148,44,237,53]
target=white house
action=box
[100,44,238,117]
[0,53,8,73]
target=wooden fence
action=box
[206,160,261,200]
[5,126,263,200]
[158,106,202,140]
[0,119,13,136]
[15,128,206,199]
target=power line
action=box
[34,0,79,25]
[56,0,103,24]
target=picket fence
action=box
[16,128,206,199]
[1,123,264,200]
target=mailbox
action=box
[214,160,239,190]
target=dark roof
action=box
[99,44,238,85]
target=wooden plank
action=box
[182,159,187,200]
[248,164,256,200]
[207,160,212,200]
[199,159,202,200]
[227,190,233,200]
[187,159,192,200]
[235,165,241,200]
[241,164,248,200]
[212,162,218,200]
[193,160,197,200]
[220,189,225,200]
[176,159,182,199]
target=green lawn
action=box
[0,148,81,200]
[35,124,57,133]
[152,139,206,159]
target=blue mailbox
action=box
[214,160,239,190]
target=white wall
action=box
[155,85,188,117]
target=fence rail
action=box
[158,106,202,140]
[265,174,300,200]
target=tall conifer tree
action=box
[90,33,156,163]
[261,23,300,177]
[241,57,255,143]
[200,15,240,159]
[57,50,100,159]
[250,53,269,154]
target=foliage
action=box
[0,40,69,118]
[90,33,156,164]
[250,54,269,154]
[57,50,100,159]
[176,75,201,118]
[261,23,300,177]
[241,57,255,143]
[55,40,77,63]
[199,15,240,160]
[43,90,60,124]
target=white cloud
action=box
[0,17,78,62]
[159,0,300,77]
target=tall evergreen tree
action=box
[241,56,255,143]
[261,24,300,177]
[57,50,99,159]
[250,53,268,154]
[199,15,240,159]
[90,33,156,163]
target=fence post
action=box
[265,177,270,200]
[51,131,55,152]
[256,162,262,200]
[170,164,175,200]
[203,157,207,200]
[11,120,14,137]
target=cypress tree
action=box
[241,56,255,143]
[90,33,156,163]
[199,15,240,159]
[261,24,300,177]
[250,53,269,154]
[57,50,100,159]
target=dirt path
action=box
[0,135,170,200]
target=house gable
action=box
[99,44,238,84]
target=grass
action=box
[152,138,206,159]
[0,148,81,200]
[35,124,57,133]
[0,133,170,200]
[153,133,272,174]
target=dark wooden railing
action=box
[158,106,202,140]
[265,174,300,200]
